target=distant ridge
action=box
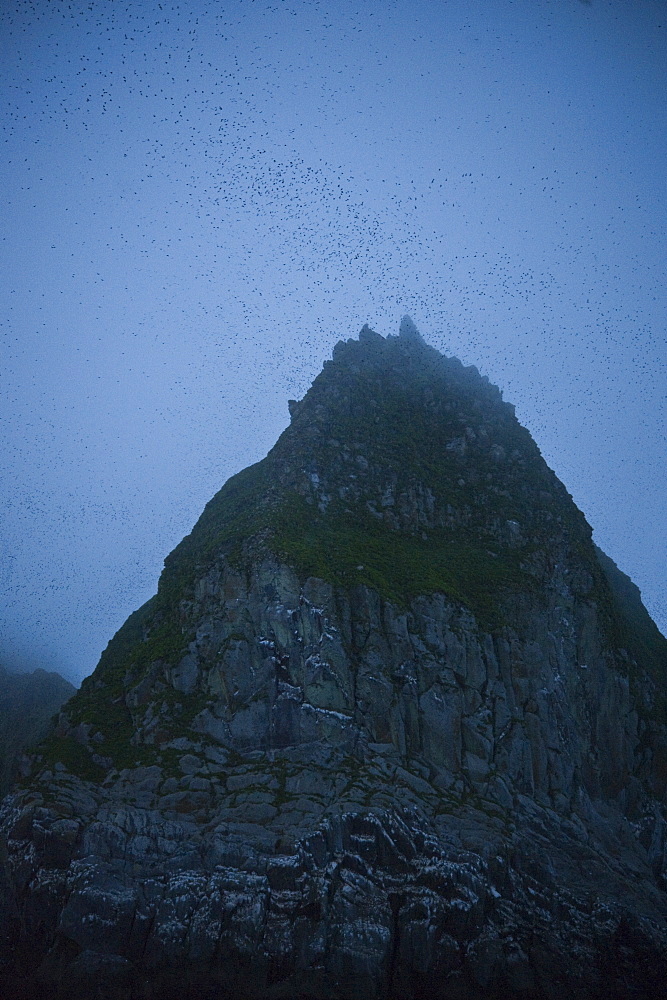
[0,665,75,795]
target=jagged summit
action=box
[150,317,583,640]
[398,314,423,341]
[327,318,495,395]
[44,317,665,755]
[358,314,423,344]
[2,319,666,1000]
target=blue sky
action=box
[2,0,665,684]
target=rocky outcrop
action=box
[1,321,665,998]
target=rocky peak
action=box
[398,313,423,342]
[1,320,666,999]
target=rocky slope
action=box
[1,319,666,999]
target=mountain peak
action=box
[398,313,423,341]
[3,320,667,1000]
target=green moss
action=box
[36,735,106,784]
[271,494,533,630]
[159,460,274,601]
[57,600,198,776]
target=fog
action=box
[2,0,665,684]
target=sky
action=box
[1,0,665,686]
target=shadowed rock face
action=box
[1,321,666,999]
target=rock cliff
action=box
[1,320,666,999]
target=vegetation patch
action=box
[271,495,534,631]
[35,735,106,784]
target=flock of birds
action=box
[1,0,665,681]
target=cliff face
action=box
[1,321,666,999]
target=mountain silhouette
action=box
[1,320,665,999]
